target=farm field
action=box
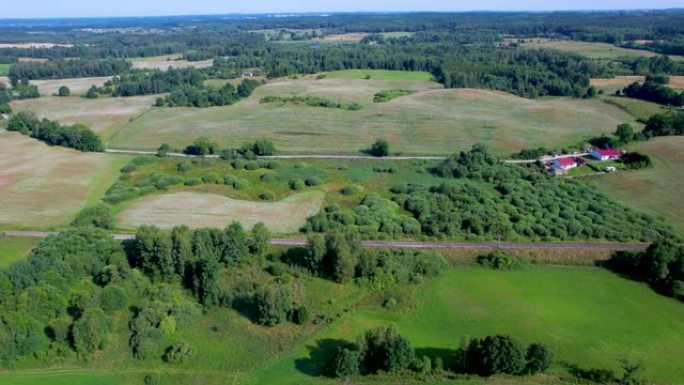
[0,131,128,229]
[11,95,157,137]
[117,190,325,232]
[600,96,671,122]
[322,69,434,81]
[108,79,637,155]
[130,55,213,71]
[247,267,684,384]
[591,137,684,232]
[0,235,39,268]
[591,75,684,94]
[1,266,682,385]
[521,39,667,60]
[30,76,112,96]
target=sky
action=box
[3,0,683,19]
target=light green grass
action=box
[0,236,38,268]
[0,64,10,76]
[591,137,684,232]
[248,267,684,385]
[601,96,673,122]
[108,79,637,156]
[324,69,434,81]
[522,39,670,60]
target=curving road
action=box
[2,230,649,251]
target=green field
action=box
[2,266,683,385]
[0,236,38,268]
[247,267,684,385]
[601,96,673,122]
[591,137,684,232]
[522,39,666,60]
[104,79,636,155]
[323,69,435,81]
[0,64,9,76]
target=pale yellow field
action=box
[320,32,368,42]
[591,76,644,93]
[30,76,112,96]
[0,131,126,229]
[131,57,213,71]
[11,95,157,137]
[117,190,325,233]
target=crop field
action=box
[0,64,9,76]
[521,39,665,60]
[320,32,368,42]
[0,236,38,268]
[117,190,325,232]
[0,131,128,229]
[591,76,644,93]
[248,267,684,385]
[590,137,684,232]
[30,76,112,96]
[130,55,213,71]
[108,79,636,155]
[11,95,158,137]
[322,69,435,81]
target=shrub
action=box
[290,179,306,190]
[155,175,184,190]
[293,306,311,325]
[202,172,221,184]
[305,177,323,186]
[341,185,361,195]
[224,175,237,186]
[100,286,128,312]
[184,136,218,156]
[163,342,195,364]
[330,347,361,378]
[260,172,278,182]
[184,178,201,186]
[177,161,193,172]
[260,190,275,200]
[244,161,261,170]
[476,250,528,270]
[57,86,71,97]
[121,164,137,173]
[233,179,249,190]
[369,138,390,157]
[525,343,552,374]
[71,205,114,229]
[254,286,293,326]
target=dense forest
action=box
[8,59,131,81]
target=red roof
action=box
[556,157,577,167]
[595,149,622,157]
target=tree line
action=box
[162,78,262,108]
[6,111,104,152]
[621,77,684,107]
[8,58,131,81]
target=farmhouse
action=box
[591,149,623,161]
[552,157,578,173]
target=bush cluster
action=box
[7,111,104,152]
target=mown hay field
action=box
[130,55,213,71]
[11,95,157,138]
[522,39,668,60]
[117,190,325,233]
[30,76,112,96]
[107,78,637,155]
[0,131,128,229]
[590,136,684,232]
[248,267,684,385]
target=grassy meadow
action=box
[104,79,636,155]
[590,137,684,232]
[29,76,112,96]
[0,235,39,268]
[0,64,9,76]
[247,267,684,385]
[0,131,129,230]
[1,265,683,385]
[129,55,213,71]
[521,39,665,60]
[322,69,434,81]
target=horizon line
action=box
[1,8,683,22]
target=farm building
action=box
[591,149,623,161]
[552,157,578,173]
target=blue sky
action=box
[4,0,683,19]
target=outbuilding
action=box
[590,149,622,161]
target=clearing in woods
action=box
[108,78,637,155]
[591,75,684,94]
[590,136,684,232]
[0,131,128,229]
[130,55,213,71]
[10,95,158,137]
[521,39,680,60]
[116,190,325,233]
[30,76,112,96]
[247,267,684,385]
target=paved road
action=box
[3,230,649,251]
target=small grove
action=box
[6,111,104,152]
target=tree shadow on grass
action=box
[414,347,458,369]
[562,361,617,384]
[294,338,351,377]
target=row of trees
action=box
[6,111,104,152]
[622,80,684,107]
[641,111,684,138]
[161,79,261,108]
[329,326,552,379]
[8,59,131,81]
